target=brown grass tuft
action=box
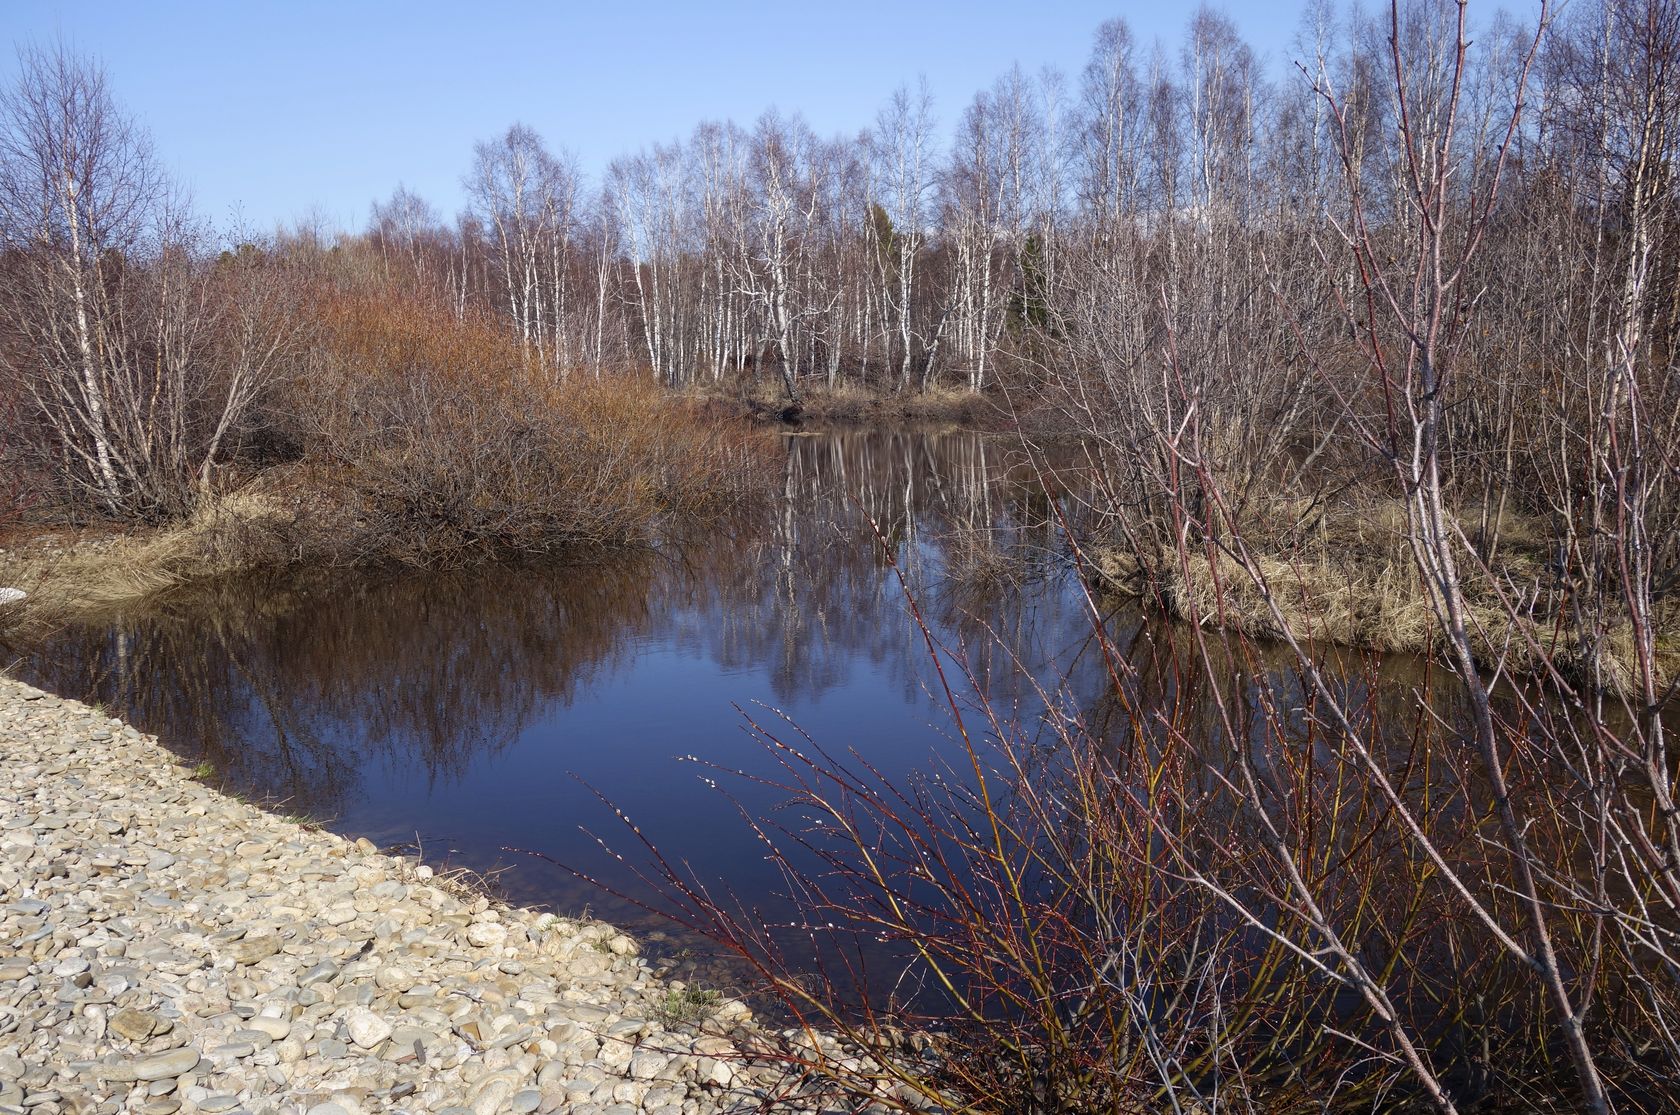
[1088,496,1675,694]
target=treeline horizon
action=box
[323,0,1672,401]
[4,0,1676,492]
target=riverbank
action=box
[0,674,798,1115]
[0,516,223,637]
[693,382,1011,430]
[0,448,763,644]
[1085,510,1680,695]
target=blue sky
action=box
[4,1,1308,235]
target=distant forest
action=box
[2,1,1676,518]
[358,0,1678,401]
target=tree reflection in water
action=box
[10,430,1514,971]
[9,432,1094,929]
[16,430,1675,1100]
[21,430,1579,1033]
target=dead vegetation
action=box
[701,379,1010,430]
[1087,497,1679,693]
[0,284,773,634]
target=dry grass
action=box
[0,288,775,632]
[697,379,1008,429]
[1089,495,1677,693]
[939,526,1031,592]
[0,484,300,633]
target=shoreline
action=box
[0,674,788,1115]
[685,383,1014,431]
[1085,539,1679,698]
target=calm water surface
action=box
[20,426,1664,1040]
[12,430,1113,950]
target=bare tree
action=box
[0,42,297,519]
[0,41,163,512]
[369,184,440,289]
[468,124,581,378]
[870,81,939,391]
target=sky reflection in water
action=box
[17,431,1107,945]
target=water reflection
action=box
[9,431,1102,935]
[20,426,1656,1085]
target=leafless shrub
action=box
[572,5,1680,1112]
[0,44,304,521]
[264,286,770,568]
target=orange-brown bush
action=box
[0,280,770,630]
[268,287,771,567]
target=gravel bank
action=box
[0,675,803,1115]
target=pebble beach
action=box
[0,674,811,1115]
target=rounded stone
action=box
[373,965,412,992]
[245,1015,291,1040]
[342,1006,392,1049]
[465,923,507,949]
[128,1048,200,1081]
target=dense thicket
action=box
[3,1,1675,529]
[321,0,1680,678]
[602,4,1680,1112]
[0,46,765,546]
[4,1,1680,1110]
[350,1,1679,419]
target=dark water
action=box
[9,431,1114,950]
[18,426,1678,1091]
